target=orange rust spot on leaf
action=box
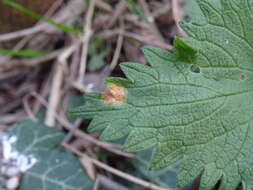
[102,83,127,105]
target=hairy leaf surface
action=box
[71,0,253,189]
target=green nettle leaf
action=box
[6,120,93,190]
[71,0,253,189]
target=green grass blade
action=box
[0,48,47,57]
[2,0,82,33]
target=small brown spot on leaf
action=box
[240,74,246,81]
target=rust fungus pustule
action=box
[102,83,127,105]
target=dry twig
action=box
[107,0,127,28]
[78,0,96,84]
[23,95,37,122]
[0,49,64,67]
[95,175,128,190]
[45,45,74,126]
[80,156,97,180]
[64,144,172,190]
[100,29,172,50]
[96,0,112,12]
[172,0,187,37]
[62,119,134,158]
[109,22,124,71]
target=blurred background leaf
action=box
[88,37,110,71]
[7,120,94,190]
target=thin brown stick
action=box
[96,175,128,190]
[109,24,124,71]
[64,144,172,190]
[44,63,63,127]
[172,0,187,37]
[0,49,63,67]
[0,112,27,124]
[45,42,79,127]
[99,29,172,50]
[78,0,96,84]
[23,95,37,122]
[61,119,134,158]
[32,73,52,113]
[107,0,127,28]
[96,0,112,12]
[123,31,172,50]
[93,177,100,190]
[80,156,97,180]
[0,24,50,42]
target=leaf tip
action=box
[141,45,154,52]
